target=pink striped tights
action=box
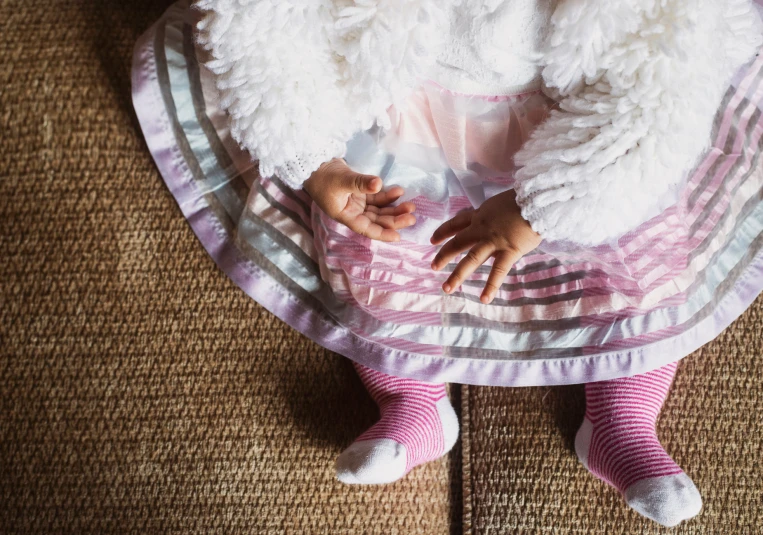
[336,361,701,527]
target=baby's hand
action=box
[430,190,542,304]
[304,158,416,242]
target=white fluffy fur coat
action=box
[196,0,762,245]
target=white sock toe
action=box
[624,473,703,527]
[335,438,408,485]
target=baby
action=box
[134,0,763,528]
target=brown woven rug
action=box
[0,2,458,533]
[1,1,761,534]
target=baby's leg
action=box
[576,362,702,526]
[335,363,459,484]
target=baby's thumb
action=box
[343,171,382,195]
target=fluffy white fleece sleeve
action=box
[513,0,762,246]
[196,0,452,189]
[196,0,348,189]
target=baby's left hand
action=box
[430,190,542,304]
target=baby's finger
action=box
[342,171,383,195]
[431,210,474,245]
[366,212,417,230]
[480,249,520,304]
[431,228,481,271]
[442,242,495,294]
[365,202,416,216]
[367,186,405,207]
[347,217,401,242]
[365,224,402,242]
[377,202,416,216]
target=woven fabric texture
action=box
[0,2,459,533]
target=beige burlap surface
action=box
[2,2,761,534]
[0,2,459,533]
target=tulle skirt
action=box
[131,2,763,386]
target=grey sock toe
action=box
[624,473,702,527]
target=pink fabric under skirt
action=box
[131,2,763,386]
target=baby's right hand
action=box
[303,158,416,242]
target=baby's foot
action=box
[336,365,459,485]
[575,363,702,527]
